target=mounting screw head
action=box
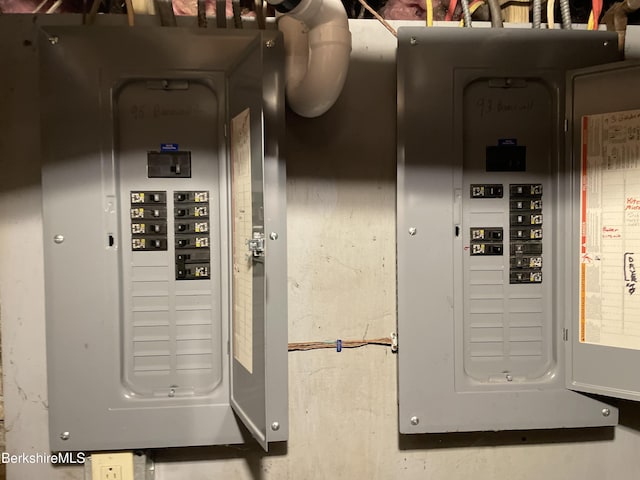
[602,408,611,417]
[410,37,418,46]
[269,232,278,240]
[49,36,59,45]
[54,234,65,244]
[265,40,275,48]
[506,374,513,382]
[408,227,417,236]
[410,416,419,426]
[271,422,280,431]
[60,431,70,440]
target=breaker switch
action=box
[471,243,503,256]
[470,184,503,198]
[174,191,211,280]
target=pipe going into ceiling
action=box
[269,0,352,118]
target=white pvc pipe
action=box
[274,0,351,118]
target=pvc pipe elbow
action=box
[274,0,351,118]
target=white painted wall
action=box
[2,17,640,480]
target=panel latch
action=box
[248,233,265,257]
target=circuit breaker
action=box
[397,28,640,433]
[40,26,287,451]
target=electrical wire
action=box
[459,0,482,26]
[125,0,135,25]
[232,0,243,28]
[547,0,556,28]
[255,0,266,29]
[445,0,458,21]
[426,0,434,26]
[461,0,472,26]
[46,0,63,13]
[198,0,207,27]
[358,0,397,37]
[216,0,226,27]
[288,337,393,352]
[559,0,571,28]
[532,0,541,28]
[155,0,177,26]
[33,0,49,13]
[487,0,503,26]
[590,0,603,29]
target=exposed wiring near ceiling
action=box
[426,0,434,25]
[155,0,177,25]
[87,0,101,24]
[547,0,556,27]
[232,0,243,27]
[197,0,207,26]
[560,0,572,28]
[460,0,472,26]
[33,0,49,13]
[459,0,481,25]
[125,0,134,24]
[216,0,226,26]
[288,337,393,352]
[589,0,604,28]
[46,0,62,13]
[254,0,265,28]
[533,0,541,27]
[487,0,503,26]
[358,0,397,36]
[445,0,457,21]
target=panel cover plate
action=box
[397,27,621,434]
[40,25,287,451]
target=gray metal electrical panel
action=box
[40,26,287,451]
[397,28,640,433]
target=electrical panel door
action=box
[40,26,287,452]
[566,62,640,402]
[397,28,625,434]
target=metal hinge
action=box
[563,328,568,341]
[247,233,265,257]
[391,332,398,353]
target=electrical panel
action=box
[397,28,640,433]
[40,26,287,451]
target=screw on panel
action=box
[410,37,418,46]
[269,232,279,240]
[408,227,417,236]
[168,386,176,397]
[60,431,70,440]
[54,234,65,244]
[505,374,513,382]
[271,422,280,431]
[410,416,419,426]
[604,41,609,47]
[265,40,275,48]
[602,408,611,417]
[48,36,59,45]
